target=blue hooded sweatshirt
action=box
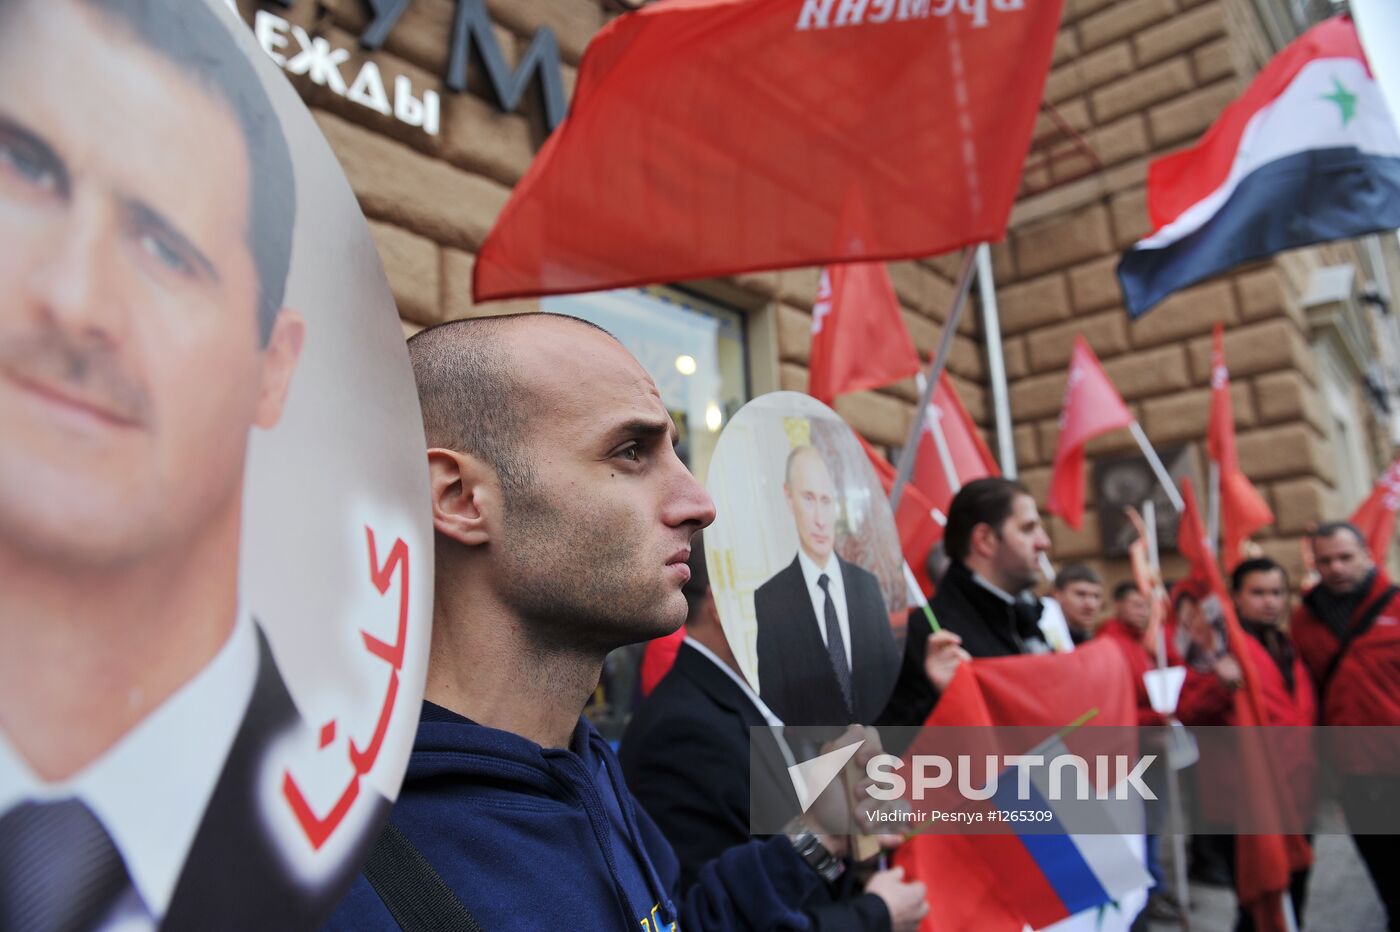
[326,701,819,930]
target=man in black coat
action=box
[621,543,931,932]
[879,477,1052,728]
[754,446,900,726]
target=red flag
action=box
[473,0,1066,301]
[914,372,1001,514]
[859,435,942,594]
[895,642,1138,931]
[1045,338,1134,530]
[808,263,921,404]
[1207,324,1274,569]
[1349,455,1400,565]
[638,626,686,697]
[1178,480,1311,931]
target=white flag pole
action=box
[1128,421,1185,514]
[976,244,1018,479]
[891,249,978,512]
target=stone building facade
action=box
[235,0,1399,589]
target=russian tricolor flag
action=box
[983,736,1152,929]
[1118,16,1400,317]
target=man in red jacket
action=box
[1098,582,1176,726]
[1291,522,1400,928]
[1178,558,1315,930]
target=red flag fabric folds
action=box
[914,372,1001,516]
[1350,455,1400,565]
[1045,338,1134,530]
[1207,324,1275,569]
[473,0,1066,301]
[808,263,921,404]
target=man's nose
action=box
[665,458,716,531]
[27,198,127,343]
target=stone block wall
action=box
[1003,0,1376,590]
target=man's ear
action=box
[970,521,998,559]
[254,308,306,429]
[428,447,499,547]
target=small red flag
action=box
[914,372,1001,514]
[473,0,1066,301]
[1349,455,1400,565]
[1207,324,1274,569]
[808,263,921,404]
[1045,338,1134,530]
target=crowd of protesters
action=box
[324,316,1396,932]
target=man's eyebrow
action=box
[123,197,220,282]
[606,416,676,447]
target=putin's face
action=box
[785,448,838,566]
[0,0,301,569]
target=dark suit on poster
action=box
[620,643,892,931]
[754,555,899,726]
[162,626,389,931]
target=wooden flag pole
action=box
[890,248,978,513]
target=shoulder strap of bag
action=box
[363,821,485,932]
[1320,584,1399,698]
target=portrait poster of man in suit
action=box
[0,1,431,928]
[705,393,904,728]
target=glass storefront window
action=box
[542,287,749,740]
[542,286,747,486]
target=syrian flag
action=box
[1117,16,1400,317]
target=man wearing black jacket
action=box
[622,541,932,932]
[880,477,1051,727]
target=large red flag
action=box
[473,0,1066,301]
[1207,324,1274,569]
[1349,454,1400,565]
[1045,338,1134,530]
[808,263,921,404]
[1178,480,1311,931]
